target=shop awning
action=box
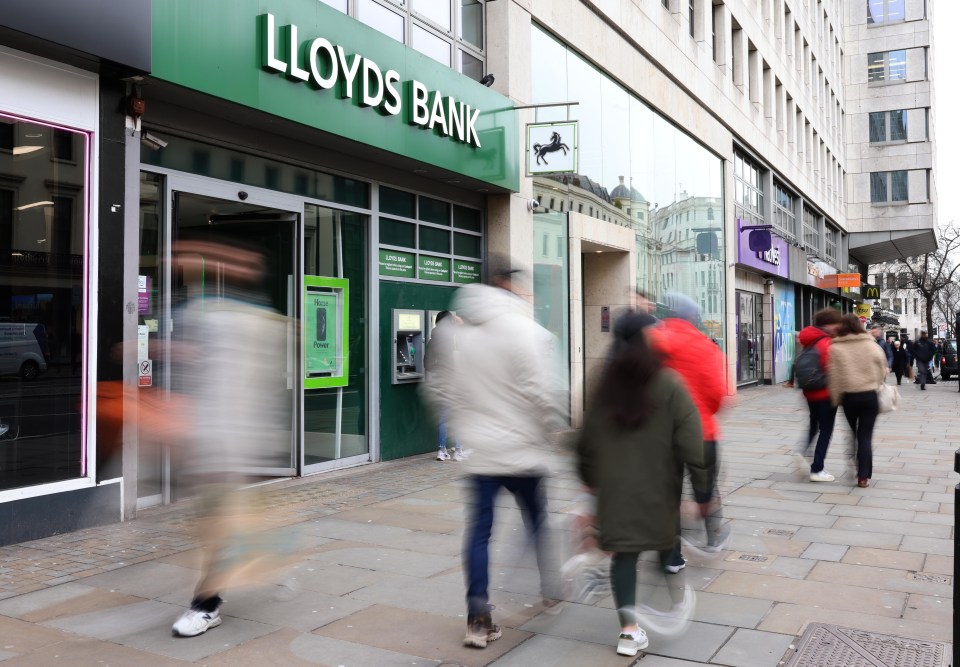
[848,229,938,265]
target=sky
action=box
[933,1,955,229]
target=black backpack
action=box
[794,345,827,391]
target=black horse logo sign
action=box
[532,131,570,166]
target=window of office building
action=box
[867,0,905,24]
[867,50,907,83]
[870,170,908,203]
[869,110,908,142]
[772,182,798,241]
[0,113,89,492]
[734,153,764,227]
[329,0,485,75]
[825,225,837,262]
[803,207,820,253]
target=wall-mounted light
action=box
[14,200,54,211]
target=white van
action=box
[0,323,48,380]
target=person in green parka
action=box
[576,325,714,658]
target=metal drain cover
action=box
[784,623,951,667]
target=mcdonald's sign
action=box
[863,284,881,299]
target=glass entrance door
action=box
[137,172,300,507]
[737,290,759,385]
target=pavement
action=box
[0,378,955,666]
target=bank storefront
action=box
[127,0,517,506]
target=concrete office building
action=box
[0,0,939,543]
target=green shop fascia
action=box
[150,0,520,461]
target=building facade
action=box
[0,0,940,543]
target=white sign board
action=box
[138,359,153,388]
[527,121,578,176]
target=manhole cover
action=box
[783,623,951,667]
[909,572,951,585]
[763,528,795,538]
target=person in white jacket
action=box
[432,266,566,649]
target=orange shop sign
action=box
[818,273,861,289]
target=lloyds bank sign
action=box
[259,13,483,148]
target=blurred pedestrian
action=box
[795,308,843,482]
[423,310,464,461]
[576,325,710,657]
[438,264,566,649]
[828,314,888,488]
[648,293,729,571]
[869,324,892,372]
[170,240,291,638]
[892,340,909,385]
[913,331,936,390]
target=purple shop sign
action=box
[138,275,151,314]
[736,219,789,279]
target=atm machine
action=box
[391,309,424,384]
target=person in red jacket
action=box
[796,308,843,482]
[648,293,729,571]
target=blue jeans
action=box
[806,399,838,473]
[438,410,461,451]
[464,475,559,615]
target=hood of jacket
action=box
[832,332,875,347]
[454,283,530,326]
[798,326,831,348]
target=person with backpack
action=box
[795,308,843,482]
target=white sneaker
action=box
[437,449,450,461]
[172,609,222,637]
[810,470,835,482]
[452,449,464,461]
[616,628,649,656]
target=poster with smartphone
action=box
[304,276,349,388]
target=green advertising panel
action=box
[453,260,482,284]
[379,250,416,278]
[304,276,349,388]
[418,255,450,282]
[152,0,519,191]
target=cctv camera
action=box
[238,191,249,201]
[527,199,540,211]
[142,132,168,150]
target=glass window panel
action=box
[460,0,483,49]
[359,0,404,42]
[380,186,416,218]
[887,0,905,21]
[419,225,450,253]
[453,204,481,231]
[867,52,884,82]
[870,172,888,202]
[889,50,906,80]
[601,76,631,208]
[454,232,481,258]
[380,217,416,247]
[867,0,882,23]
[412,24,451,66]
[413,0,451,31]
[419,196,450,224]
[891,170,909,201]
[319,0,348,12]
[0,117,87,491]
[889,110,907,141]
[460,49,483,80]
[869,112,887,142]
[140,131,369,207]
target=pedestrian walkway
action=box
[0,379,954,665]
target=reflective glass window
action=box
[380,187,416,218]
[0,114,88,491]
[460,50,483,80]
[460,0,483,48]
[413,25,452,65]
[454,232,481,258]
[889,110,908,141]
[413,0,451,30]
[419,225,450,253]
[359,0,405,42]
[380,218,416,247]
[419,196,450,225]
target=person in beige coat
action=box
[827,314,889,488]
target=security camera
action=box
[141,132,168,150]
[238,191,249,201]
[527,199,540,212]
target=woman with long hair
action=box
[827,314,888,488]
[576,328,712,657]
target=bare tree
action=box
[934,279,960,337]
[894,224,960,335]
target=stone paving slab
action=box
[711,628,796,667]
